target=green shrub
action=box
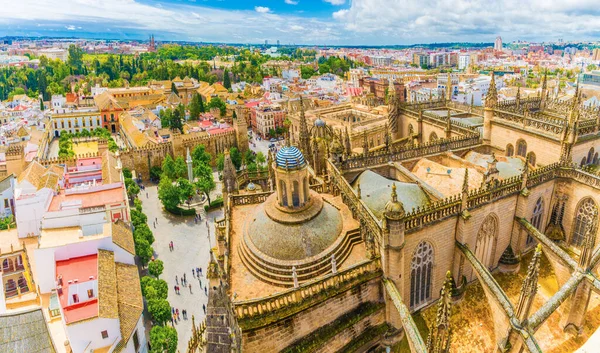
[203,197,223,212]
[165,206,197,216]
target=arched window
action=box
[516,139,527,157]
[528,198,544,246]
[410,241,433,309]
[475,214,498,269]
[587,148,595,164]
[292,180,300,207]
[594,152,599,165]
[527,152,536,167]
[408,124,414,135]
[581,157,587,167]
[506,144,514,157]
[429,132,438,142]
[279,180,287,207]
[303,177,309,203]
[571,198,598,248]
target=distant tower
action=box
[149,34,156,52]
[494,36,503,51]
[277,39,280,47]
[265,40,268,46]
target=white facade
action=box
[0,174,15,218]
[459,54,471,70]
[51,95,66,113]
[67,317,121,353]
[282,69,300,80]
[15,187,53,238]
[494,36,503,51]
[51,109,102,137]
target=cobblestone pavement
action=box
[141,185,221,352]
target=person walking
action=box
[175,275,178,285]
[189,283,192,294]
[192,268,195,277]
[205,287,207,296]
[203,304,206,313]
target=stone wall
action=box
[241,277,382,353]
[489,121,561,166]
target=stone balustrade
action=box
[233,259,381,330]
[230,191,274,206]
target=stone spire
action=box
[426,271,453,353]
[516,86,521,109]
[344,127,352,155]
[485,72,498,108]
[515,244,542,321]
[470,94,474,112]
[362,130,369,156]
[384,183,405,220]
[388,79,399,136]
[560,84,581,163]
[298,96,312,164]
[384,122,391,151]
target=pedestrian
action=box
[203,304,206,313]
[171,316,174,326]
[196,267,200,275]
[199,267,202,275]
[155,217,158,223]
[175,275,178,285]
[205,287,207,296]
[146,192,148,198]
[192,268,195,277]
[176,286,180,294]
[199,278,202,288]
[173,285,177,293]
[171,307,175,315]
[189,283,192,294]
[183,273,186,282]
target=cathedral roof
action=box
[352,170,429,218]
[275,146,306,170]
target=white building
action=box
[494,36,503,51]
[0,174,15,219]
[51,107,102,137]
[37,48,68,61]
[282,69,300,80]
[459,54,471,70]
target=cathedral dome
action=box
[314,118,326,127]
[275,146,306,170]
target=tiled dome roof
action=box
[276,146,306,169]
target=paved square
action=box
[141,185,221,352]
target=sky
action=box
[0,0,600,45]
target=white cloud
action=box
[324,0,345,5]
[255,6,271,13]
[285,0,299,4]
[1,0,599,44]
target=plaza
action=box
[141,184,221,352]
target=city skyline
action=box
[1,0,600,45]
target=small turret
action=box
[384,183,405,220]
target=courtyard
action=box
[141,184,221,352]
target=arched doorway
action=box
[475,214,498,269]
[410,241,434,310]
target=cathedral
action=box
[194,73,600,353]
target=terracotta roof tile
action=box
[114,263,143,352]
[101,151,121,185]
[112,221,135,255]
[97,250,119,319]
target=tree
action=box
[244,150,256,166]
[170,81,179,95]
[170,104,184,132]
[123,168,133,179]
[256,152,266,170]
[208,96,226,117]
[177,178,195,201]
[125,178,140,201]
[149,326,178,353]
[194,164,215,204]
[148,298,171,325]
[150,166,162,182]
[134,236,153,265]
[39,98,44,111]
[131,209,147,227]
[223,68,231,89]
[67,45,84,74]
[216,153,225,172]
[158,178,181,210]
[148,260,164,278]
[229,147,242,170]
[192,145,212,167]
[159,108,173,129]
[134,223,155,244]
[161,155,176,180]
[174,156,187,179]
[189,93,203,120]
